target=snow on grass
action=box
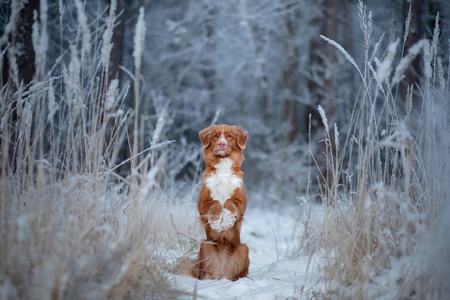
[312,7,450,299]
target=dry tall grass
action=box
[0,1,198,299]
[298,1,450,299]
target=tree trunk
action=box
[109,0,125,82]
[307,0,339,195]
[1,0,40,175]
[4,0,39,87]
[282,3,299,144]
[103,0,126,169]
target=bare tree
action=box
[282,2,300,144]
[3,0,39,87]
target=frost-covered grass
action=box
[0,1,199,299]
[298,1,450,299]
[0,174,197,299]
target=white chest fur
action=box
[205,158,242,206]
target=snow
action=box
[169,206,321,299]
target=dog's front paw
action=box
[209,209,237,232]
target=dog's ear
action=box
[235,127,248,150]
[199,127,212,149]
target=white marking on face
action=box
[218,125,227,146]
[205,158,242,206]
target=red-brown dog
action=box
[194,124,250,280]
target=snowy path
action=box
[170,206,321,299]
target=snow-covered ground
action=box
[169,206,321,299]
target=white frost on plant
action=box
[320,35,364,82]
[105,79,119,110]
[151,109,165,146]
[317,105,329,133]
[357,0,372,54]
[392,39,426,85]
[209,208,237,232]
[403,4,412,49]
[438,57,445,91]
[32,5,48,75]
[0,0,19,45]
[65,45,81,107]
[423,40,432,81]
[101,0,117,68]
[0,112,7,132]
[59,0,64,14]
[74,0,91,59]
[140,164,159,198]
[376,39,399,85]
[32,11,39,57]
[334,123,339,150]
[47,78,58,122]
[133,7,146,70]
[431,12,440,59]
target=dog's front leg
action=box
[223,188,247,221]
[208,201,237,232]
[206,201,223,224]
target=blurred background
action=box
[1,0,448,203]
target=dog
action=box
[195,124,250,280]
[172,124,249,281]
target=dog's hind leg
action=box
[196,241,219,279]
[226,243,250,281]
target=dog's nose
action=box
[218,140,226,148]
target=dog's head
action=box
[199,125,248,157]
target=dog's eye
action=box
[228,134,232,138]
[214,134,218,138]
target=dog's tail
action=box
[170,256,198,278]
